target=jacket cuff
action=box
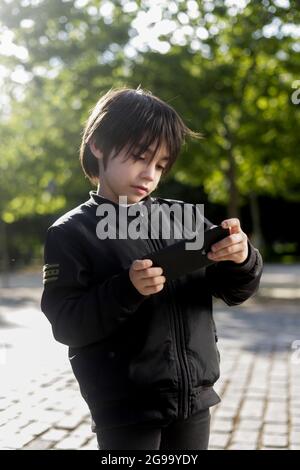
[113,267,150,312]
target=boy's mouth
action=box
[131,186,149,194]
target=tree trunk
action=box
[227,148,240,219]
[0,220,10,288]
[249,192,265,253]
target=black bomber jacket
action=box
[40,190,263,431]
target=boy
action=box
[41,86,263,450]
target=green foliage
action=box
[0,0,299,226]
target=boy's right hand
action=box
[129,259,166,296]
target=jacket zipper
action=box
[167,280,191,420]
[143,200,190,419]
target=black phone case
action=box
[142,225,230,280]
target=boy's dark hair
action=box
[79,85,202,186]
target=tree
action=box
[0,0,299,260]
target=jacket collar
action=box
[87,190,154,212]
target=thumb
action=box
[221,218,241,235]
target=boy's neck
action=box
[96,185,144,206]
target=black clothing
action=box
[96,407,211,450]
[41,190,263,431]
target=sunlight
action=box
[0,28,29,83]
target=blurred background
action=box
[0,0,300,451]
[0,0,300,282]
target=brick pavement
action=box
[209,300,300,450]
[0,266,300,450]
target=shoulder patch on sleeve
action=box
[43,263,60,285]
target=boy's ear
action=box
[89,138,103,160]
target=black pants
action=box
[96,408,210,450]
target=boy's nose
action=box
[140,166,156,181]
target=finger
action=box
[208,242,246,260]
[144,275,166,287]
[221,218,241,234]
[215,250,247,263]
[140,267,164,279]
[143,284,164,294]
[132,259,153,270]
[211,232,245,254]
[207,249,245,262]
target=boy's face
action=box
[96,140,170,204]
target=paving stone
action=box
[20,421,51,436]
[266,402,288,413]
[244,390,266,399]
[228,442,257,450]
[72,422,93,438]
[290,406,300,417]
[23,439,54,450]
[38,410,64,425]
[264,413,287,424]
[267,394,287,402]
[239,400,264,419]
[0,408,21,424]
[1,431,36,449]
[55,414,85,430]
[231,430,259,445]
[290,429,300,445]
[263,423,288,435]
[0,421,26,439]
[208,433,230,449]
[213,408,237,420]
[53,434,88,450]
[262,434,288,448]
[211,419,234,433]
[216,400,240,411]
[290,416,300,426]
[237,419,262,431]
[79,436,98,450]
[0,399,14,411]
[40,428,69,441]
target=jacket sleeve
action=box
[40,225,149,348]
[205,238,263,306]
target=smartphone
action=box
[142,225,230,281]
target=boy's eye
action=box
[132,154,166,171]
[132,154,145,160]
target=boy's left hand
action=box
[207,218,249,264]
